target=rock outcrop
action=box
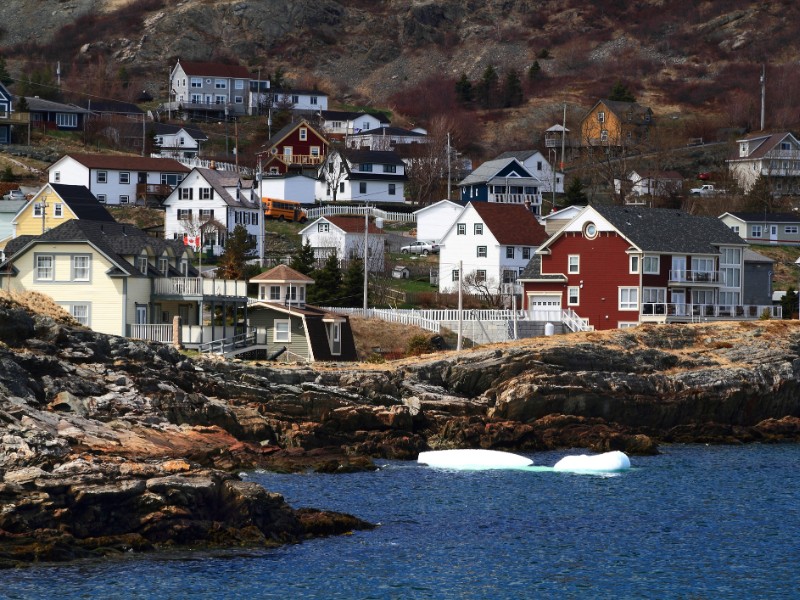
[2,295,800,565]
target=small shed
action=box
[392,265,410,279]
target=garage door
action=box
[528,293,562,319]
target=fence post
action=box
[173,316,183,350]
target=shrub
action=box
[406,334,434,356]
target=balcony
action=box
[641,303,781,322]
[278,154,324,166]
[668,270,722,285]
[136,183,173,198]
[490,193,542,206]
[152,277,248,300]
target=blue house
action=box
[457,157,545,215]
[0,82,13,144]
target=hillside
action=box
[1,1,799,161]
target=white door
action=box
[770,225,778,244]
[136,305,147,325]
[529,293,562,320]
[672,256,686,282]
[672,290,686,316]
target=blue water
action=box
[2,444,799,599]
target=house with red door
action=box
[258,119,329,176]
[519,205,780,331]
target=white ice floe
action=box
[417,449,533,470]
[552,450,631,473]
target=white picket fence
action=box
[305,205,416,223]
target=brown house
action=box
[580,99,653,150]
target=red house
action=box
[519,205,771,330]
[258,119,329,175]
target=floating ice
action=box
[417,449,534,470]
[553,450,631,473]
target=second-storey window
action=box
[619,287,639,310]
[318,222,329,232]
[270,285,281,301]
[643,256,660,274]
[477,246,487,258]
[457,223,466,235]
[36,255,54,280]
[178,209,192,220]
[72,255,90,281]
[568,255,580,274]
[119,172,130,184]
[96,171,107,184]
[137,257,149,274]
[474,223,483,235]
[53,203,63,217]
[506,247,515,259]
[199,187,212,200]
[179,188,193,200]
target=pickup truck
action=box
[689,184,721,196]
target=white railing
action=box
[153,277,248,297]
[153,154,253,177]
[561,308,594,332]
[668,270,722,284]
[490,193,542,206]
[304,205,416,223]
[129,324,173,343]
[641,303,782,320]
[322,307,441,333]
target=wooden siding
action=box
[14,189,80,237]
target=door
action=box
[672,256,686,282]
[529,293,561,320]
[672,290,686,316]
[135,305,147,325]
[770,225,778,244]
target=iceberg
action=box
[553,450,631,473]
[417,449,534,470]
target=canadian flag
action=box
[183,235,201,249]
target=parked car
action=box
[3,189,25,201]
[400,240,439,255]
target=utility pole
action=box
[760,65,766,131]
[447,132,452,200]
[456,260,463,351]
[363,206,369,311]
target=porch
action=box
[152,277,247,300]
[641,303,782,322]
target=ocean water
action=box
[2,444,799,599]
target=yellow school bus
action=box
[263,198,308,223]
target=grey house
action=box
[720,212,800,246]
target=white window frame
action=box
[270,285,281,301]
[36,255,54,281]
[785,225,798,234]
[299,127,307,141]
[318,222,330,233]
[642,255,660,275]
[568,286,580,306]
[190,77,202,88]
[137,256,149,275]
[452,269,460,282]
[119,172,130,184]
[33,202,44,217]
[506,246,514,259]
[274,319,291,342]
[119,195,130,204]
[619,287,639,311]
[477,245,487,258]
[96,171,107,184]
[158,257,169,275]
[70,304,90,326]
[476,269,486,282]
[474,223,483,235]
[457,223,466,235]
[72,255,91,281]
[214,79,227,89]
[568,255,580,274]
[751,225,762,238]
[56,113,77,128]
[629,255,640,274]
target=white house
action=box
[299,216,385,271]
[47,153,190,206]
[317,149,407,204]
[495,150,564,194]
[413,200,463,243]
[539,204,585,234]
[152,123,208,159]
[259,173,318,205]
[167,60,253,118]
[163,167,262,256]
[272,88,329,112]
[346,126,428,150]
[727,131,800,194]
[615,170,684,199]
[437,202,549,294]
[319,110,390,139]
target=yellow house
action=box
[0,183,115,250]
[580,99,653,149]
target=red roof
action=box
[177,60,253,79]
[471,202,549,245]
[328,216,384,234]
[63,153,190,172]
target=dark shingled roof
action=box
[593,205,745,253]
[470,202,549,246]
[176,60,253,79]
[345,149,406,166]
[49,184,116,221]
[58,153,190,172]
[152,122,208,141]
[519,254,565,281]
[724,211,800,223]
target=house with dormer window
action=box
[727,131,800,194]
[520,205,778,331]
[458,157,545,215]
[437,202,548,296]
[248,265,357,362]
[163,167,262,256]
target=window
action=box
[53,171,61,182]
[215,95,226,105]
[388,184,396,195]
[270,285,281,301]
[457,223,466,235]
[200,208,215,219]
[292,95,300,104]
[384,164,397,173]
[119,195,130,204]
[752,225,762,238]
[630,255,640,274]
[36,255,54,280]
[502,270,517,283]
[597,111,605,123]
[474,223,483,235]
[785,226,799,234]
[199,187,212,200]
[311,96,318,105]
[506,247,515,259]
[730,225,740,234]
[179,188,193,200]
[69,304,90,326]
[299,127,307,141]
[584,222,597,238]
[568,255,580,274]
[568,286,580,305]
[56,113,77,128]
[158,257,169,275]
[359,182,367,194]
[477,246,487,258]
[54,203,63,218]
[643,287,666,307]
[97,194,106,203]
[619,287,639,310]
[339,182,345,193]
[452,269,460,282]
[137,257,149,274]
[190,77,202,88]
[215,79,227,89]
[33,202,44,217]
[600,129,608,142]
[310,146,320,157]
[274,319,291,342]
[476,270,486,282]
[96,171,107,184]
[119,172,130,184]
[71,255,90,281]
[235,80,244,89]
[318,222,330,233]
[234,96,243,104]
[178,209,192,220]
[537,161,543,171]
[361,163,373,172]
[190,93,202,103]
[643,256,660,274]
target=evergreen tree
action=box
[455,73,473,104]
[18,68,61,102]
[528,61,542,82]
[608,81,636,102]
[477,66,498,109]
[308,252,342,305]
[0,56,12,86]
[14,96,28,113]
[340,258,365,307]
[216,225,254,280]
[781,287,798,319]
[502,68,524,108]
[290,239,316,275]
[564,177,588,206]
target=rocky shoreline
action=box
[2,295,800,566]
